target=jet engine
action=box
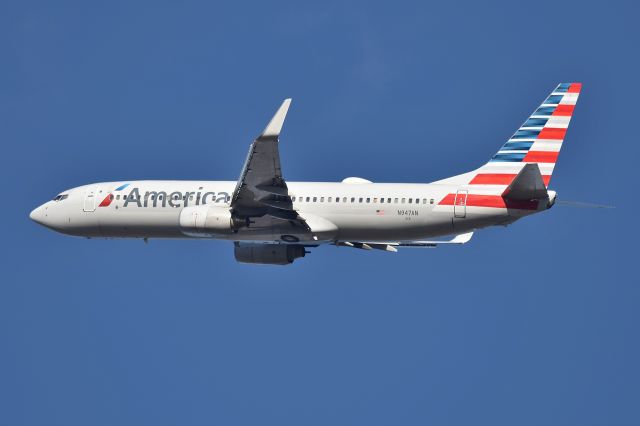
[179,205,235,236]
[234,243,306,265]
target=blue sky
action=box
[1,1,638,425]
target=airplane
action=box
[30,83,581,265]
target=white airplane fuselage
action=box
[29,83,579,263]
[29,179,550,243]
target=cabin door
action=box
[83,187,98,212]
[454,190,467,218]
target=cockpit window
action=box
[53,194,68,201]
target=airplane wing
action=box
[336,232,474,251]
[230,99,313,236]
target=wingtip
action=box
[260,98,292,138]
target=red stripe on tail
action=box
[523,151,559,163]
[553,104,574,116]
[470,173,550,186]
[568,83,582,93]
[538,127,566,140]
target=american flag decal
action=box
[376,209,384,215]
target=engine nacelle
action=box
[179,205,233,236]
[234,244,306,265]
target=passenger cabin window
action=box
[380,198,384,203]
[328,197,332,202]
[116,195,121,200]
[394,198,398,203]
[359,198,363,203]
[408,198,412,204]
[373,198,378,203]
[313,197,317,202]
[306,197,310,202]
[343,197,347,202]
[292,196,296,201]
[320,197,324,202]
[351,197,355,203]
[336,197,340,203]
[430,198,434,204]
[366,198,370,203]
[402,198,406,203]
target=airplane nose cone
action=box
[30,205,45,225]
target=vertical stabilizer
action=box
[435,83,581,190]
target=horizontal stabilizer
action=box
[502,163,548,200]
[339,232,475,250]
[398,231,474,247]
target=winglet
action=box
[260,98,292,138]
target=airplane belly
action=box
[327,208,454,241]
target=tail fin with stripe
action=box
[436,83,581,188]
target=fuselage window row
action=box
[290,196,435,205]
